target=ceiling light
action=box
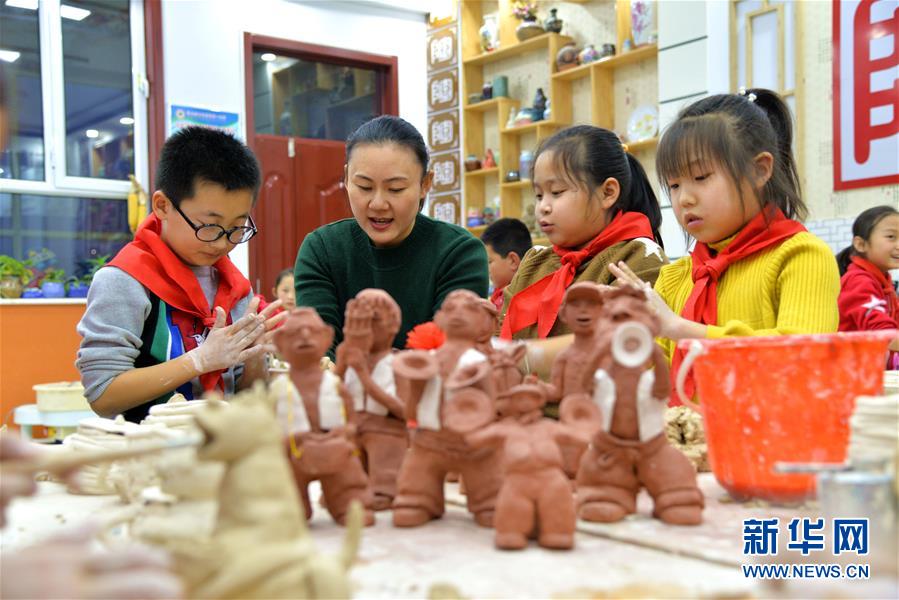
[5,0,39,10]
[119,116,135,125]
[85,129,99,138]
[60,4,90,21]
[0,50,20,63]
[260,53,277,62]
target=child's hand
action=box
[0,434,38,527]
[608,261,681,339]
[187,307,266,373]
[244,298,287,353]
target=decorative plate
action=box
[627,104,659,143]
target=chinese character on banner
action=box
[833,0,899,191]
[787,517,826,555]
[743,518,779,556]
[833,518,869,555]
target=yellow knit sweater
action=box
[655,231,841,363]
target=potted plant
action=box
[68,254,109,298]
[40,267,67,298]
[512,1,542,42]
[0,255,32,299]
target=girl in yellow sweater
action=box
[611,88,840,403]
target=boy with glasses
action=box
[76,127,284,422]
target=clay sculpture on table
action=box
[547,282,607,477]
[391,289,503,528]
[187,384,362,599]
[272,307,375,527]
[465,382,589,550]
[335,289,408,511]
[576,285,704,525]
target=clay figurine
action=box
[391,290,502,527]
[466,382,589,550]
[576,285,704,525]
[550,282,607,477]
[272,307,375,526]
[335,289,408,510]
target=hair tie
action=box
[738,86,757,103]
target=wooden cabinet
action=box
[459,1,660,243]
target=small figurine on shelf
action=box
[482,206,497,226]
[482,149,496,169]
[464,154,482,172]
[578,45,600,65]
[467,208,485,227]
[479,13,499,52]
[468,93,483,105]
[543,99,551,122]
[599,43,616,60]
[505,170,521,183]
[482,82,493,100]
[532,88,547,122]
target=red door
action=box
[249,135,351,294]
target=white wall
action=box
[161,0,428,276]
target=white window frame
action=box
[0,0,148,199]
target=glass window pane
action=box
[0,1,45,181]
[0,194,131,279]
[62,0,134,180]
[253,52,383,141]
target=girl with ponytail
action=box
[611,88,841,405]
[500,125,667,341]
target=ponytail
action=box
[836,246,854,277]
[624,153,663,247]
[749,88,805,221]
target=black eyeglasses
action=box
[172,202,258,244]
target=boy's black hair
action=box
[836,205,899,276]
[534,125,664,246]
[273,268,293,289]
[481,218,533,260]
[346,115,430,210]
[156,126,261,206]
[657,88,806,222]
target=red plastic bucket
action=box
[675,330,896,502]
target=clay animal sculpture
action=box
[548,282,607,477]
[392,289,503,528]
[273,307,375,527]
[465,382,589,550]
[335,289,408,511]
[576,285,704,525]
[186,384,363,599]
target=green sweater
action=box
[294,213,489,352]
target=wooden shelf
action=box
[552,44,659,82]
[465,166,499,177]
[501,120,559,135]
[501,179,533,190]
[463,33,573,66]
[625,137,659,153]
[464,98,514,112]
[466,225,487,236]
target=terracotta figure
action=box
[335,289,408,510]
[576,286,704,525]
[466,382,589,550]
[391,290,503,528]
[548,282,607,477]
[272,307,375,526]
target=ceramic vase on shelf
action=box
[556,43,579,71]
[479,13,499,52]
[578,44,600,65]
[543,8,562,33]
[516,16,543,42]
[0,278,23,299]
[630,0,654,46]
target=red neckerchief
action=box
[109,214,251,392]
[500,212,655,339]
[671,206,806,405]
[490,286,505,312]
[850,256,899,320]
